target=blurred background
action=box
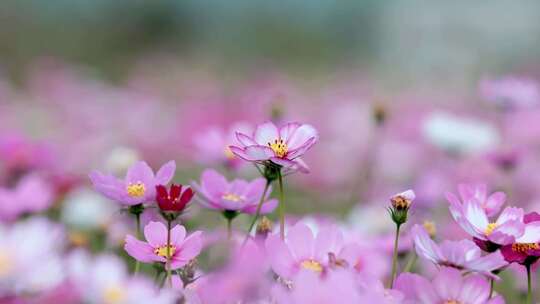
[1,1,540,301]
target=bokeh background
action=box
[2,1,540,302]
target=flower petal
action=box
[254,122,279,146]
[124,235,158,263]
[144,221,168,247]
[285,124,318,150]
[155,160,176,185]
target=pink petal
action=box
[457,274,489,303]
[286,137,317,159]
[287,223,315,259]
[265,234,295,278]
[235,132,257,147]
[278,122,301,142]
[177,231,203,261]
[433,267,462,301]
[269,157,297,168]
[285,124,318,150]
[254,122,279,146]
[144,221,168,247]
[242,199,278,214]
[485,192,505,216]
[126,161,155,185]
[170,224,187,246]
[496,206,524,225]
[516,221,540,243]
[200,169,228,199]
[488,220,524,245]
[155,160,176,185]
[412,225,445,264]
[463,199,489,232]
[124,235,158,263]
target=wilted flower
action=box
[395,267,505,304]
[124,221,203,270]
[89,160,175,206]
[412,224,507,279]
[229,121,318,174]
[192,169,277,215]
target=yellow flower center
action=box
[268,139,288,158]
[391,196,411,210]
[423,220,437,238]
[512,243,540,253]
[224,146,235,159]
[103,286,126,304]
[154,244,176,257]
[445,301,461,304]
[300,259,323,272]
[0,253,12,277]
[485,223,498,236]
[222,193,244,202]
[126,182,145,197]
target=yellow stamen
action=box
[268,139,288,158]
[512,243,540,253]
[103,286,126,304]
[0,253,12,277]
[300,259,323,272]
[423,220,437,238]
[444,301,461,304]
[222,193,244,202]
[126,182,145,197]
[154,245,176,257]
[224,146,235,159]
[391,195,411,210]
[485,223,498,236]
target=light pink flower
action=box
[395,267,505,304]
[229,121,318,173]
[446,183,506,217]
[480,76,539,109]
[412,225,507,279]
[192,169,277,214]
[89,160,176,206]
[0,174,54,221]
[124,221,203,270]
[448,196,525,246]
[265,223,343,279]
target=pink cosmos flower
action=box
[229,121,318,173]
[500,212,540,265]
[192,169,277,214]
[0,174,54,221]
[265,223,344,279]
[412,225,507,279]
[124,221,203,270]
[448,195,525,246]
[89,160,176,206]
[480,76,539,109]
[446,183,506,217]
[395,267,505,304]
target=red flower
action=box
[156,184,194,212]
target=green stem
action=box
[402,251,417,273]
[278,170,285,240]
[527,263,532,304]
[489,277,494,298]
[166,220,172,288]
[227,218,233,240]
[243,180,271,244]
[389,223,401,288]
[134,212,142,274]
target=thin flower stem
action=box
[402,251,417,273]
[389,223,401,289]
[166,220,173,288]
[227,218,232,240]
[278,170,285,240]
[526,263,532,304]
[243,180,271,245]
[134,212,142,274]
[489,278,494,298]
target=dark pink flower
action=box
[500,212,540,265]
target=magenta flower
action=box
[448,196,525,246]
[124,221,203,270]
[0,174,54,221]
[412,225,507,279]
[446,183,506,217]
[500,212,540,265]
[89,160,176,206]
[192,169,277,214]
[156,184,194,212]
[229,121,318,172]
[265,223,344,279]
[395,267,505,304]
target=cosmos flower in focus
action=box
[156,184,194,213]
[395,267,505,304]
[229,121,318,173]
[192,169,277,215]
[89,160,176,206]
[389,189,415,225]
[500,212,540,265]
[446,183,506,217]
[412,225,507,279]
[124,221,203,270]
[448,197,525,247]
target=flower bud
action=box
[389,190,415,225]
